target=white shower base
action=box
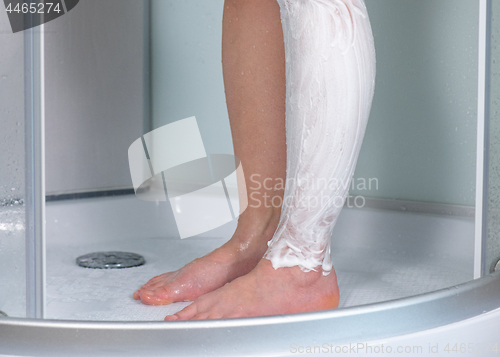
[44,195,474,321]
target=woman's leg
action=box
[166,0,376,320]
[133,0,286,305]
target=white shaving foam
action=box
[264,0,376,275]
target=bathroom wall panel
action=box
[150,0,232,158]
[43,0,145,195]
[353,0,479,206]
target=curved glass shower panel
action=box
[334,0,478,306]
[39,0,481,321]
[41,0,167,321]
[354,0,479,207]
[0,8,26,318]
[151,0,479,312]
[2,1,500,353]
[40,0,241,322]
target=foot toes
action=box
[145,276,164,286]
[144,280,168,291]
[139,289,172,305]
[140,281,158,291]
[172,303,198,321]
[164,314,179,321]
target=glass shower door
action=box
[1,0,497,324]
[0,6,27,318]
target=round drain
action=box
[76,252,145,269]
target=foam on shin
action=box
[264,0,376,275]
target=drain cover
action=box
[76,252,145,269]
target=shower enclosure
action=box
[1,0,500,355]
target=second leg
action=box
[133,0,286,306]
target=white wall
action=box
[150,0,231,158]
[355,0,479,206]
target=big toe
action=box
[165,303,198,321]
[139,288,174,305]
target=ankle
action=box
[237,206,281,234]
[218,207,281,261]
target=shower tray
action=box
[1,195,500,356]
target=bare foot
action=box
[133,210,280,305]
[164,258,339,320]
